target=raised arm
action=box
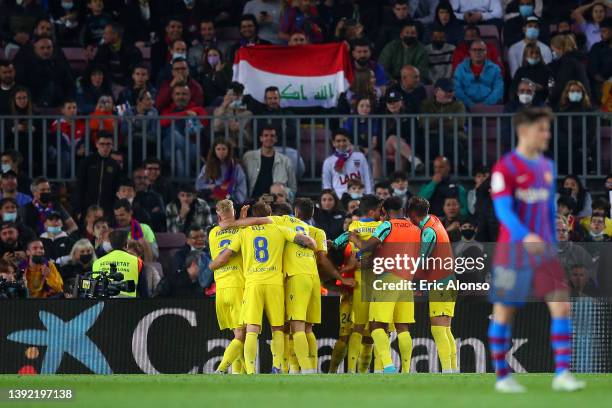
[218,215,272,229]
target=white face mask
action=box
[140,4,151,20]
[102,241,113,252]
[568,91,583,103]
[518,93,533,105]
[393,188,407,196]
[1,164,11,173]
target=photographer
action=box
[22,239,64,298]
[0,259,27,299]
[92,229,147,298]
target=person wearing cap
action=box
[425,24,456,83]
[419,78,466,162]
[453,39,503,110]
[507,16,552,77]
[0,170,32,207]
[379,21,430,82]
[503,0,549,48]
[39,212,75,268]
[165,184,212,234]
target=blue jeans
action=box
[162,129,199,178]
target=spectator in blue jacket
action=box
[453,39,503,109]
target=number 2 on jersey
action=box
[253,237,269,262]
[219,239,231,249]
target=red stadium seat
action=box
[62,47,88,74]
[470,104,504,114]
[479,25,500,41]
[156,232,186,274]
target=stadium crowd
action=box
[0,0,611,299]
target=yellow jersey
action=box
[228,223,296,286]
[332,219,381,283]
[209,226,245,289]
[271,215,318,277]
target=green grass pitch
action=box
[0,374,610,408]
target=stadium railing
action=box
[0,111,610,182]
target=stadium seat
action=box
[299,124,332,177]
[425,85,434,99]
[62,47,88,74]
[156,232,186,274]
[470,104,504,114]
[479,25,500,41]
[217,26,241,42]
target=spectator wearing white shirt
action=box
[507,16,552,76]
[572,0,610,51]
[450,0,503,24]
[502,0,542,21]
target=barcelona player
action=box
[489,107,585,392]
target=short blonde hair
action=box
[216,199,234,215]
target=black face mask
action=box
[356,57,369,66]
[80,253,93,264]
[31,255,46,265]
[403,36,417,46]
[39,192,52,204]
[432,40,445,50]
[461,229,476,240]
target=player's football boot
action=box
[552,371,586,392]
[271,367,282,374]
[213,369,227,375]
[382,365,397,374]
[494,376,526,393]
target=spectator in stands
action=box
[548,34,591,107]
[419,78,467,162]
[198,47,232,106]
[93,217,112,257]
[74,132,121,219]
[559,175,593,218]
[375,182,392,201]
[510,43,553,104]
[171,224,207,273]
[322,128,373,198]
[22,177,78,235]
[451,24,505,76]
[507,17,552,77]
[88,94,117,144]
[80,204,104,242]
[377,0,424,50]
[213,82,253,146]
[243,125,297,198]
[3,87,42,175]
[450,0,503,25]
[243,0,282,44]
[454,39,503,109]
[588,17,612,101]
[155,250,209,297]
[0,0,46,48]
[127,240,161,294]
[155,39,188,85]
[76,66,113,115]
[572,0,610,51]
[390,170,413,206]
[60,239,97,295]
[579,198,612,236]
[156,58,205,112]
[83,0,114,47]
[196,138,247,204]
[568,264,598,297]
[0,61,16,115]
[426,3,464,46]
[1,150,29,195]
[340,178,365,209]
[117,64,157,107]
[398,65,427,113]
[556,81,596,174]
[113,199,158,258]
[474,177,498,241]
[133,166,165,232]
[92,22,143,86]
[120,89,159,167]
[342,97,382,179]
[49,99,86,178]
[227,14,271,63]
[0,170,32,207]
[381,87,423,172]
[143,158,174,208]
[379,21,430,82]
[270,183,290,205]
[166,184,212,234]
[504,78,542,114]
[467,166,489,214]
[440,195,462,242]
[350,38,388,87]
[279,0,325,43]
[418,156,468,217]
[120,0,159,45]
[503,0,549,48]
[40,212,75,267]
[116,178,152,226]
[160,84,207,178]
[425,25,456,83]
[151,17,184,81]
[188,19,220,73]
[337,69,382,114]
[22,239,64,298]
[583,214,611,243]
[313,189,344,240]
[0,221,29,263]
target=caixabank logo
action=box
[6,303,112,374]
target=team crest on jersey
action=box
[491,172,505,193]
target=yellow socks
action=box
[371,328,393,368]
[397,331,413,373]
[328,339,347,373]
[347,332,362,373]
[231,358,244,374]
[446,326,457,372]
[306,331,318,372]
[357,341,373,373]
[244,332,258,374]
[282,334,291,373]
[218,339,243,373]
[431,326,452,372]
[374,349,383,372]
[293,331,312,371]
[271,330,284,370]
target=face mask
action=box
[518,93,533,104]
[568,91,583,103]
[184,0,195,7]
[336,147,349,154]
[403,36,417,46]
[393,188,407,196]
[1,164,11,173]
[80,253,93,264]
[519,5,534,17]
[349,192,362,200]
[207,55,220,66]
[46,226,62,235]
[2,212,16,222]
[172,53,187,61]
[525,27,539,40]
[140,4,151,20]
[101,241,113,252]
[552,51,560,60]
[589,230,604,239]
[526,57,540,65]
[461,229,476,240]
[39,192,51,204]
[61,1,73,10]
[31,255,45,265]
[432,40,445,50]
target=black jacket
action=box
[40,232,75,264]
[92,41,143,86]
[74,153,122,216]
[510,63,553,103]
[548,52,591,107]
[313,209,346,241]
[155,268,204,298]
[171,245,191,274]
[14,54,75,108]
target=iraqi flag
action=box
[233,42,354,108]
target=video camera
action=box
[75,263,136,299]
[0,277,27,299]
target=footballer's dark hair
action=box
[359,194,381,214]
[109,229,129,250]
[382,196,404,213]
[272,202,292,216]
[407,196,430,217]
[294,198,315,220]
[251,202,272,217]
[513,107,553,129]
